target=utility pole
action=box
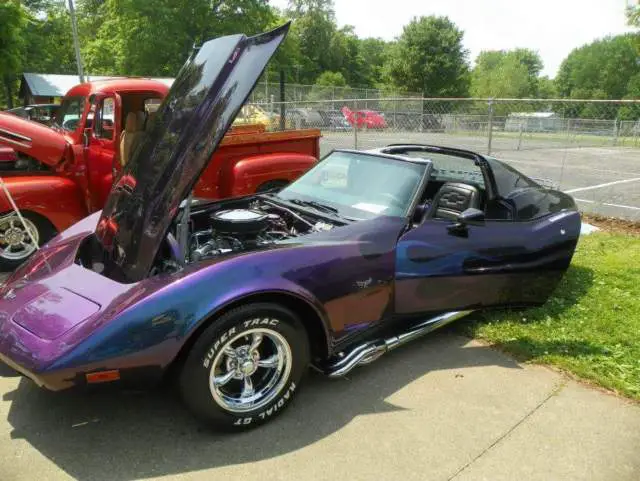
[67,0,85,83]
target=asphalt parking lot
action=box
[0,330,639,481]
[321,131,640,221]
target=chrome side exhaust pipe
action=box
[323,311,473,378]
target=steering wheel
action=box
[63,118,79,131]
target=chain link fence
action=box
[247,82,422,103]
[239,97,640,221]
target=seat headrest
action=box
[136,111,146,130]
[124,112,137,133]
[144,111,156,130]
[124,111,146,133]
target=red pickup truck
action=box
[0,78,320,269]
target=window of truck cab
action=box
[93,97,116,140]
[54,95,88,132]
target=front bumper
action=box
[0,233,109,391]
[0,305,82,391]
[0,351,46,387]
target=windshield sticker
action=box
[352,202,388,214]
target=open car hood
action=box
[95,23,290,282]
[0,112,68,166]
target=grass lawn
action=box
[458,232,640,401]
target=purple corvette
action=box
[0,24,581,430]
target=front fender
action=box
[0,175,88,232]
[0,112,68,166]
[187,266,332,349]
[230,153,317,196]
[43,252,332,374]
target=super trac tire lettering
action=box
[179,303,309,431]
[232,381,297,426]
[202,318,279,368]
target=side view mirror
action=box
[447,207,485,236]
[82,128,91,148]
[412,203,428,224]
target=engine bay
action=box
[183,197,340,264]
[76,195,345,281]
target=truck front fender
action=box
[230,153,317,196]
[0,176,88,232]
[0,112,68,167]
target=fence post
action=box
[279,69,285,131]
[613,118,619,146]
[353,99,358,150]
[487,98,494,155]
[394,98,397,130]
[517,120,524,151]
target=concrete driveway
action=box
[1,330,639,481]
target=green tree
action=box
[23,2,77,75]
[359,37,387,86]
[307,71,349,100]
[537,76,557,99]
[0,0,28,108]
[617,74,640,120]
[627,2,640,27]
[470,49,543,98]
[325,26,368,87]
[285,0,335,16]
[556,34,640,100]
[511,48,543,94]
[384,16,470,97]
[81,0,275,77]
[314,71,347,86]
[285,0,338,82]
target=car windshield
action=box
[275,151,427,220]
[53,95,86,132]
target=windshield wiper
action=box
[288,198,359,221]
[289,198,339,214]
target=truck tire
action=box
[256,180,289,193]
[179,303,310,431]
[0,211,56,271]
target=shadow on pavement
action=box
[3,331,520,481]
[0,363,19,378]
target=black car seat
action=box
[426,182,482,220]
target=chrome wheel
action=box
[0,215,39,261]
[209,327,292,413]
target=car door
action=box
[84,94,121,211]
[395,212,579,315]
[392,149,581,316]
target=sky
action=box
[270,0,635,77]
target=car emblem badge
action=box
[2,279,27,299]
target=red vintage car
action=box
[0,78,320,269]
[341,106,387,129]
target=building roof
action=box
[21,73,174,97]
[508,112,557,118]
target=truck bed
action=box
[195,125,322,198]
